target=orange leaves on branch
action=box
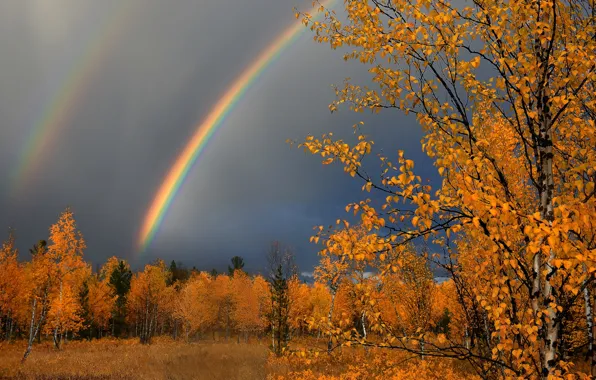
[295,0,596,376]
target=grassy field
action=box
[0,337,484,379]
[0,338,268,380]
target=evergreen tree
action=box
[29,240,47,256]
[269,265,290,356]
[169,260,190,285]
[228,256,245,276]
[78,278,92,340]
[109,261,131,337]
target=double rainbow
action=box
[138,0,336,251]
[12,1,136,192]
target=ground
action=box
[0,337,482,379]
[0,338,268,380]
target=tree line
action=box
[0,208,462,364]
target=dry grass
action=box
[0,337,483,379]
[0,337,268,380]
[266,338,479,379]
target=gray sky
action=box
[0,0,437,274]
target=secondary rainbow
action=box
[138,0,336,252]
[11,1,136,193]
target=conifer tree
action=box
[269,265,290,356]
[228,256,245,276]
[109,260,131,337]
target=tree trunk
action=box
[361,311,367,339]
[584,282,596,377]
[8,316,14,342]
[22,298,38,362]
[226,312,230,342]
[53,326,60,349]
[271,324,275,352]
[89,315,95,341]
[327,289,337,354]
[538,97,558,378]
[592,321,596,378]
[22,297,47,362]
[6,312,14,342]
[226,311,230,343]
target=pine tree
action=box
[78,278,91,340]
[269,265,290,356]
[109,261,131,337]
[169,260,190,285]
[228,256,245,276]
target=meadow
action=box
[0,337,479,380]
[0,338,268,380]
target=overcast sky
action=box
[0,0,438,274]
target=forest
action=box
[2,0,596,378]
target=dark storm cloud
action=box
[0,0,431,273]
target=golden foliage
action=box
[295,0,596,377]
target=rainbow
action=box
[11,1,136,193]
[138,0,336,251]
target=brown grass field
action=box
[0,338,268,380]
[0,337,495,379]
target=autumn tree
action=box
[432,279,465,340]
[308,282,331,338]
[297,0,596,377]
[212,273,234,341]
[231,270,263,342]
[127,260,170,344]
[22,240,52,361]
[252,274,271,338]
[388,247,435,357]
[86,272,116,338]
[175,271,216,341]
[313,225,372,353]
[0,231,25,342]
[45,208,88,349]
[287,277,311,337]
